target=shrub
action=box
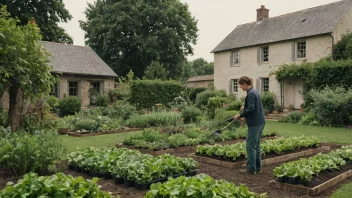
[261,92,276,112]
[0,127,66,176]
[0,111,7,127]
[181,106,202,124]
[141,128,166,142]
[96,95,110,107]
[226,100,243,111]
[167,134,188,148]
[195,90,227,108]
[74,118,98,131]
[130,80,183,109]
[308,86,352,126]
[58,96,81,117]
[113,102,136,120]
[299,113,318,126]
[46,96,59,112]
[279,112,304,123]
[126,111,181,128]
[212,109,240,130]
[207,96,230,118]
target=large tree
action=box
[0,6,55,131]
[80,0,198,79]
[1,0,73,44]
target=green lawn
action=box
[61,121,352,197]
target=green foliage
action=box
[46,96,59,112]
[261,92,276,112]
[0,173,114,197]
[206,96,229,119]
[0,111,8,127]
[279,112,304,123]
[113,102,137,120]
[181,106,202,124]
[299,113,319,126]
[180,58,214,82]
[308,86,352,126]
[58,96,81,117]
[226,100,243,111]
[145,174,261,198]
[0,127,66,176]
[126,111,181,128]
[212,109,240,129]
[80,0,198,79]
[96,95,110,107]
[334,32,352,60]
[74,118,98,131]
[195,89,227,108]
[130,80,183,109]
[2,1,73,44]
[167,134,188,148]
[143,61,169,80]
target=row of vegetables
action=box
[273,145,352,185]
[67,147,198,188]
[196,136,321,161]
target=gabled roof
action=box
[212,0,352,53]
[187,75,214,82]
[40,41,118,77]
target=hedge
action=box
[130,80,183,109]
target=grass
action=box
[331,182,352,198]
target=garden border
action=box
[268,169,352,195]
[187,146,330,169]
[115,136,278,156]
[68,128,142,137]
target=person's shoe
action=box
[256,169,262,173]
[239,169,256,174]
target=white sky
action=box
[60,0,340,62]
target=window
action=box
[68,81,78,96]
[91,82,100,94]
[261,46,269,62]
[231,51,240,66]
[232,79,238,93]
[51,82,58,97]
[261,78,269,92]
[296,41,306,58]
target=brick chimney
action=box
[257,5,269,21]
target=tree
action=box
[1,0,73,44]
[143,61,168,80]
[180,58,214,82]
[80,0,198,79]
[0,6,55,131]
[334,32,352,60]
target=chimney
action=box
[257,5,269,21]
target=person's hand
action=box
[240,105,244,112]
[234,114,241,120]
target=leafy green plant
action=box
[126,111,181,128]
[96,95,110,107]
[261,92,276,112]
[226,100,243,111]
[0,172,115,197]
[145,174,264,198]
[279,112,304,123]
[46,96,59,112]
[194,89,227,108]
[181,106,202,124]
[113,102,136,120]
[74,118,98,131]
[58,96,81,117]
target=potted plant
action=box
[57,119,69,135]
[89,86,99,105]
[287,104,295,111]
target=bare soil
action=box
[0,143,349,198]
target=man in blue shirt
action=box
[234,76,266,174]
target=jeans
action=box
[246,124,265,172]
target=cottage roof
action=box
[187,75,214,82]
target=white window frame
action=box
[260,46,269,63]
[231,50,240,66]
[261,78,269,92]
[296,41,306,59]
[232,79,238,94]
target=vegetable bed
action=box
[144,174,267,198]
[0,172,116,197]
[196,136,321,161]
[67,147,198,189]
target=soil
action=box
[0,143,350,198]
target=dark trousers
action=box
[246,124,265,172]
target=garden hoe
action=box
[210,117,237,136]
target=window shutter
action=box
[238,51,241,66]
[230,52,233,66]
[99,81,104,95]
[57,80,61,99]
[292,43,296,61]
[257,48,261,64]
[256,78,261,92]
[229,79,233,94]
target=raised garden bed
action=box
[270,145,352,195]
[189,146,330,169]
[67,128,142,137]
[116,136,278,156]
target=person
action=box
[234,76,265,174]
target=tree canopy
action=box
[334,32,352,60]
[1,0,73,44]
[180,58,214,82]
[80,0,198,79]
[0,6,55,131]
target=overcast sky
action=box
[60,0,340,62]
